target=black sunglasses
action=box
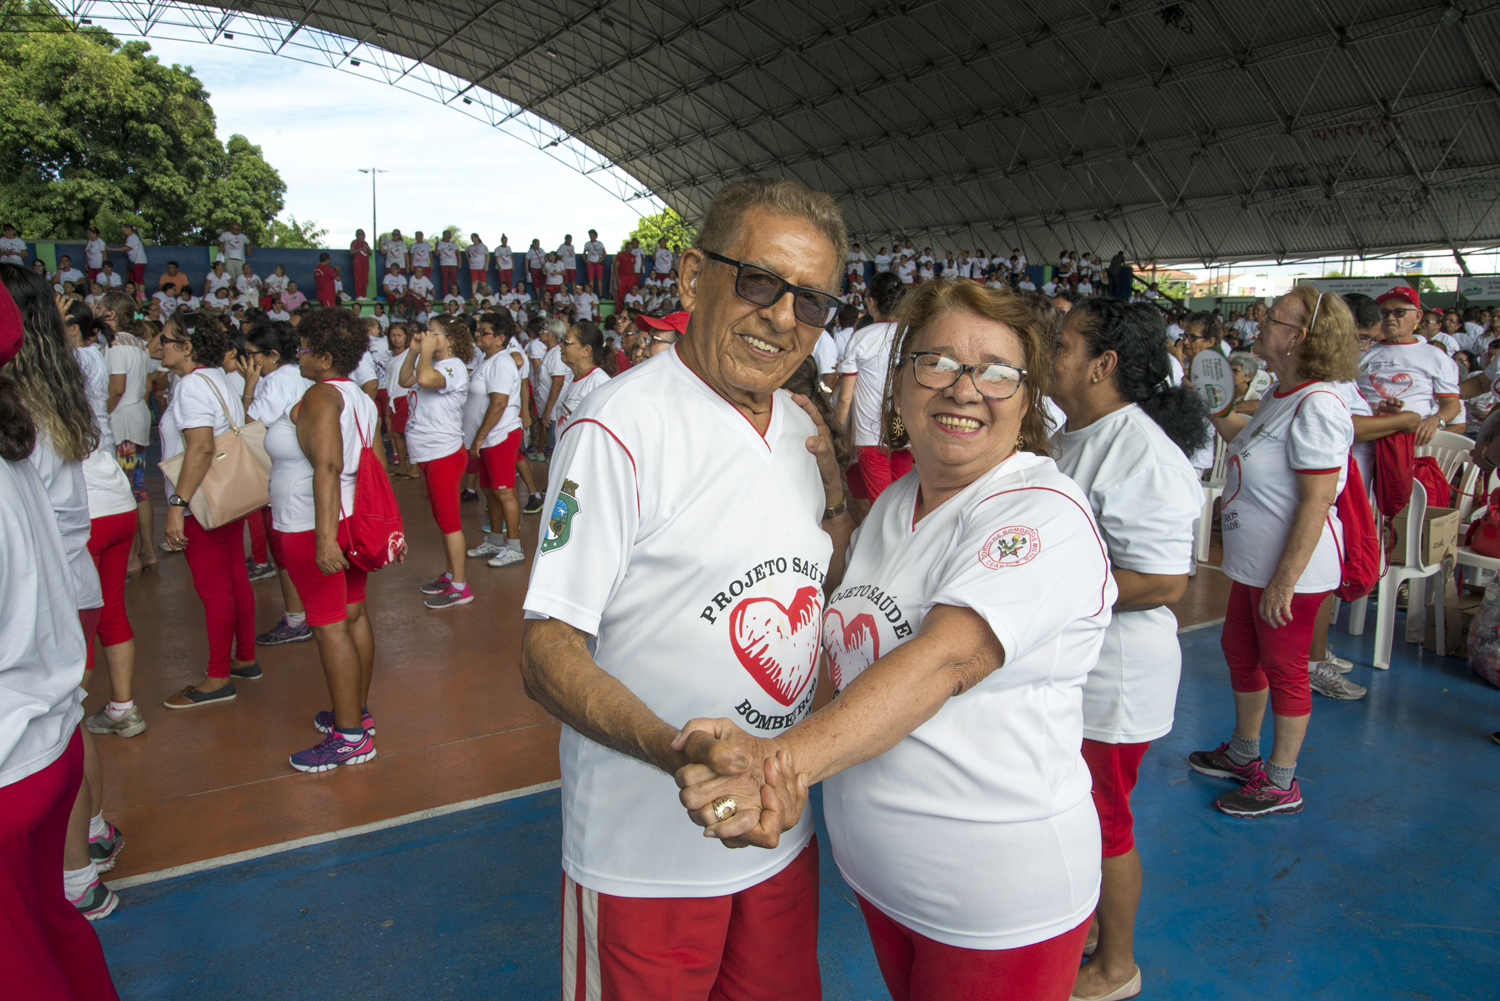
[705,252,840,327]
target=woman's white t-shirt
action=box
[73,346,135,520]
[108,342,151,446]
[1333,380,1375,495]
[264,379,377,533]
[1221,381,1352,593]
[29,436,104,611]
[437,240,459,266]
[251,364,315,531]
[839,321,899,447]
[405,357,469,462]
[206,271,232,294]
[159,367,244,499]
[464,351,523,449]
[556,366,611,437]
[1053,404,1200,743]
[385,349,411,399]
[822,451,1114,950]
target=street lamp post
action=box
[357,167,388,245]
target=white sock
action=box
[285,612,307,627]
[507,537,522,552]
[489,532,506,547]
[63,863,98,899]
[89,812,108,840]
[105,699,135,718]
[335,727,365,744]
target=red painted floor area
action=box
[89,466,1232,881]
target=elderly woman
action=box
[159,311,260,708]
[1050,300,1207,1001]
[1187,288,1359,817]
[676,281,1116,1000]
[1228,350,1264,415]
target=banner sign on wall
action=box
[1295,277,1416,298]
[1458,276,1500,300]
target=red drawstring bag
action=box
[1412,456,1451,509]
[1335,454,1380,601]
[1372,431,1415,516]
[1466,474,1500,559]
[342,410,406,571]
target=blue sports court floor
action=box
[95,610,1500,1000]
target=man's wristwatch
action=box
[167,494,189,508]
[823,498,848,521]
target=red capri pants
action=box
[1221,580,1326,718]
[419,446,467,534]
[391,395,410,434]
[183,515,257,678]
[859,896,1090,1001]
[1080,738,1151,857]
[849,445,914,501]
[561,838,820,1001]
[273,522,367,627]
[0,731,120,1001]
[85,510,137,670]
[245,505,272,565]
[529,267,544,292]
[479,428,523,490]
[440,265,458,297]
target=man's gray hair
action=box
[543,317,568,339]
[696,176,848,291]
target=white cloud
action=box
[140,38,648,250]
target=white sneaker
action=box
[1325,649,1354,674]
[487,548,526,568]
[466,540,503,558]
[1310,658,1367,700]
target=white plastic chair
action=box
[1345,479,1447,669]
[1196,435,1227,562]
[1417,429,1477,480]
[1454,463,1500,581]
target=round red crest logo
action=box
[979,526,1041,569]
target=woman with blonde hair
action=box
[1188,286,1359,817]
[677,280,1116,1000]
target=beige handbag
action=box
[158,371,273,529]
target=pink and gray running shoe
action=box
[289,731,377,773]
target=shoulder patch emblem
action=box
[540,479,580,554]
[979,525,1041,569]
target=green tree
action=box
[264,215,329,249]
[1379,272,1439,295]
[0,1,285,243]
[627,207,696,252]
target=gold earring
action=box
[1090,376,1098,384]
[891,412,905,437]
[1015,433,1025,450]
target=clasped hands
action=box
[671,718,809,850]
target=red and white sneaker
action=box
[1214,765,1304,817]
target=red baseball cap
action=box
[0,278,22,370]
[635,311,689,335]
[1375,284,1420,310]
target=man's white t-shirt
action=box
[437,240,459,267]
[822,450,1112,949]
[54,268,85,292]
[1221,381,1352,593]
[218,231,249,261]
[555,366,611,437]
[405,357,469,462]
[1356,340,1459,419]
[522,347,832,898]
[0,235,26,264]
[1053,404,1200,743]
[464,351,523,449]
[839,321,899,447]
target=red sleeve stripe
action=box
[974,486,1111,617]
[1435,393,1460,398]
[562,418,640,516]
[1293,467,1342,475]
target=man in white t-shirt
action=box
[51,256,85,294]
[217,222,252,267]
[98,260,122,288]
[0,223,25,267]
[1356,285,1461,445]
[583,229,606,296]
[557,235,577,287]
[520,177,852,1000]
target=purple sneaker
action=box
[1187,741,1263,783]
[256,616,312,646]
[1215,765,1304,817]
[314,708,375,736]
[289,731,377,773]
[420,575,455,595]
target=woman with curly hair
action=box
[399,314,475,608]
[274,308,385,771]
[158,309,259,709]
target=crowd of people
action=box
[2,176,1492,1001]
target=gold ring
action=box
[710,796,737,822]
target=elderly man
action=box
[520,177,852,1000]
[1357,285,1461,445]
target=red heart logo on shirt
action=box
[730,586,822,706]
[1371,371,1413,400]
[823,609,881,690]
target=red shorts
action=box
[419,446,467,534]
[848,446,914,501]
[78,608,102,673]
[273,523,367,626]
[1221,580,1326,717]
[587,262,604,281]
[391,395,410,434]
[479,428,523,490]
[465,452,482,476]
[561,838,820,1001]
[376,388,389,417]
[1080,739,1150,857]
[859,895,1090,1001]
[563,268,576,286]
[470,268,486,286]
